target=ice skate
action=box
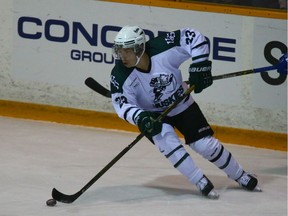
[237,171,262,192]
[196,175,220,199]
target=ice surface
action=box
[0,117,286,216]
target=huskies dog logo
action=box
[165,32,175,44]
[150,74,174,102]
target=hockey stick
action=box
[85,78,111,98]
[52,85,195,204]
[85,53,287,98]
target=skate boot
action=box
[196,175,219,199]
[237,171,262,192]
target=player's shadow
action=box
[260,166,287,176]
[75,174,226,205]
[75,172,279,205]
[143,174,229,195]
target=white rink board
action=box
[0,0,287,133]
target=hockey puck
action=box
[46,198,57,207]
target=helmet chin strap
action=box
[133,47,145,67]
[134,56,141,67]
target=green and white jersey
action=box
[110,28,210,125]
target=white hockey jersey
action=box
[110,28,210,125]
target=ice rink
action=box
[0,116,287,216]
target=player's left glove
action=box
[189,60,213,93]
[136,111,162,138]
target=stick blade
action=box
[52,188,81,204]
[277,53,288,75]
[85,77,111,98]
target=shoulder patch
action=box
[146,30,181,57]
[110,61,134,94]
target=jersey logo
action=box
[165,32,175,44]
[110,75,119,90]
[150,74,174,102]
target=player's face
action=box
[117,48,137,68]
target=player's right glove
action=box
[189,60,213,93]
[136,111,162,138]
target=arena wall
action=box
[0,0,286,150]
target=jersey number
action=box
[115,96,128,108]
[185,30,196,45]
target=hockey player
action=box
[110,25,260,199]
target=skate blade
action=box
[207,190,220,200]
[254,185,262,192]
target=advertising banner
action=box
[7,0,288,132]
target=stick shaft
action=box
[213,64,277,80]
[85,64,278,98]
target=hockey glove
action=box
[136,111,162,138]
[189,60,213,93]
